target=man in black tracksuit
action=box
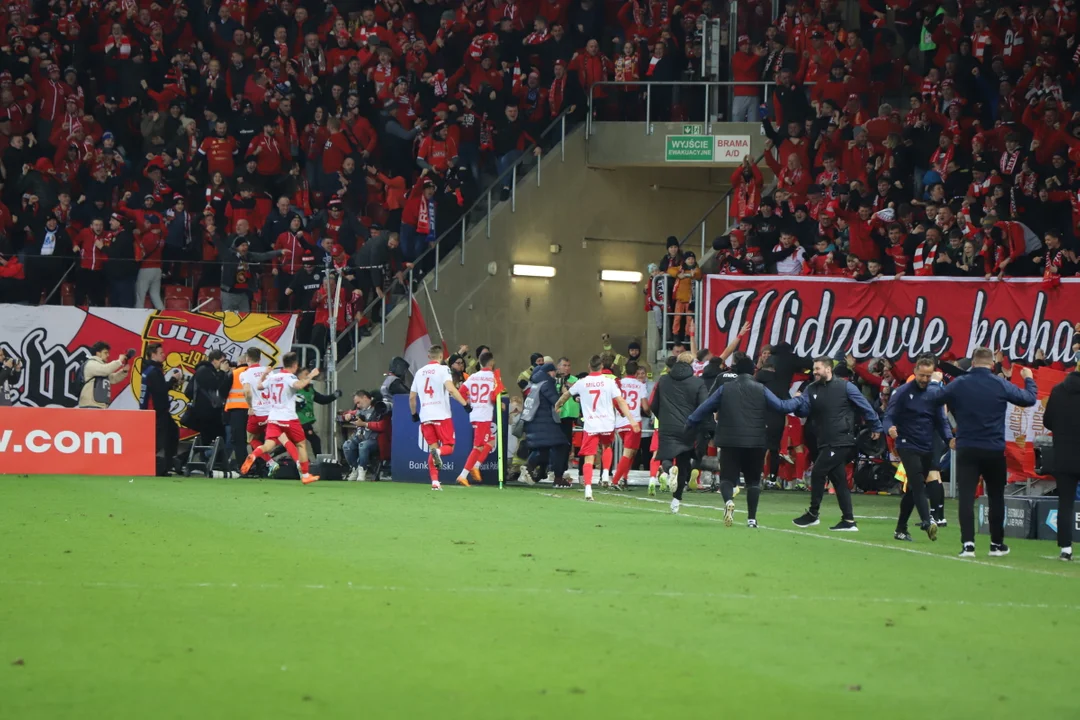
[883,356,954,543]
[931,347,1037,558]
[686,353,801,528]
[790,357,883,531]
[649,353,708,514]
[139,343,177,476]
[1044,369,1080,562]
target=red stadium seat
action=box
[196,287,220,312]
[165,285,193,310]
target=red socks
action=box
[463,448,481,472]
[439,445,454,456]
[706,445,717,458]
[649,458,661,478]
[612,455,632,485]
[252,447,268,460]
[428,453,439,481]
[583,462,594,487]
[250,439,262,451]
[283,441,299,463]
[601,447,613,474]
[300,460,310,475]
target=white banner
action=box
[0,305,297,431]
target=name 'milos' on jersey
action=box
[570,373,622,434]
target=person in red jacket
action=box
[118,194,167,310]
[73,217,109,307]
[274,215,314,310]
[400,175,438,261]
[731,35,766,121]
[838,201,881,262]
[249,121,290,190]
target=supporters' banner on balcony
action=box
[0,305,297,438]
[1005,366,1065,481]
[702,276,1080,366]
[390,395,507,484]
[0,407,155,476]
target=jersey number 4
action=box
[423,378,435,397]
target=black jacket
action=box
[931,367,1036,452]
[183,360,231,430]
[652,362,707,460]
[138,359,171,416]
[220,246,283,294]
[688,373,798,449]
[1043,372,1080,474]
[793,376,882,448]
[525,364,566,448]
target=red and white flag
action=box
[404,298,433,374]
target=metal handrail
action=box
[336,107,574,354]
[585,79,815,137]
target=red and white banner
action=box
[0,306,298,439]
[703,276,1080,366]
[0,407,156,476]
[1005,366,1064,480]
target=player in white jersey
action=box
[241,352,321,484]
[456,350,500,486]
[240,359,274,447]
[409,344,472,490]
[611,362,650,490]
[556,355,638,500]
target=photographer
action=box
[139,343,179,476]
[0,348,24,406]
[342,390,391,482]
[78,342,135,409]
[180,350,232,447]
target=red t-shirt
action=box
[199,136,238,177]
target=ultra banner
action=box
[703,277,1080,366]
[0,305,298,439]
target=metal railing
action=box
[585,80,814,137]
[336,108,575,361]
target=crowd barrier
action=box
[389,395,508,484]
[978,496,1080,541]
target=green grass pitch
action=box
[1,475,1077,719]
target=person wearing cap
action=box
[417,121,458,176]
[285,255,324,343]
[518,352,546,390]
[220,220,285,312]
[399,174,439,263]
[731,35,766,122]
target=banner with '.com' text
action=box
[0,305,298,438]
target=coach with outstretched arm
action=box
[789,357,883,532]
[930,347,1037,559]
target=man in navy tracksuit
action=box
[931,347,1037,558]
[883,356,954,543]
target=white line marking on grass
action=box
[597,492,892,519]
[3,578,1078,611]
[543,492,1077,580]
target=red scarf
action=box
[972,31,993,60]
[930,145,954,178]
[549,76,566,114]
[1000,149,1021,176]
[912,241,937,275]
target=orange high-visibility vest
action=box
[225,365,249,410]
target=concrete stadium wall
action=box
[336,128,729,393]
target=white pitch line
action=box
[542,492,1077,580]
[2,578,1077,611]
[597,491,893,520]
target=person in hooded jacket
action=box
[523,362,571,487]
[380,357,412,400]
[649,351,708,513]
[181,349,233,449]
[1043,368,1080,562]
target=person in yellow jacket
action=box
[667,251,702,344]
